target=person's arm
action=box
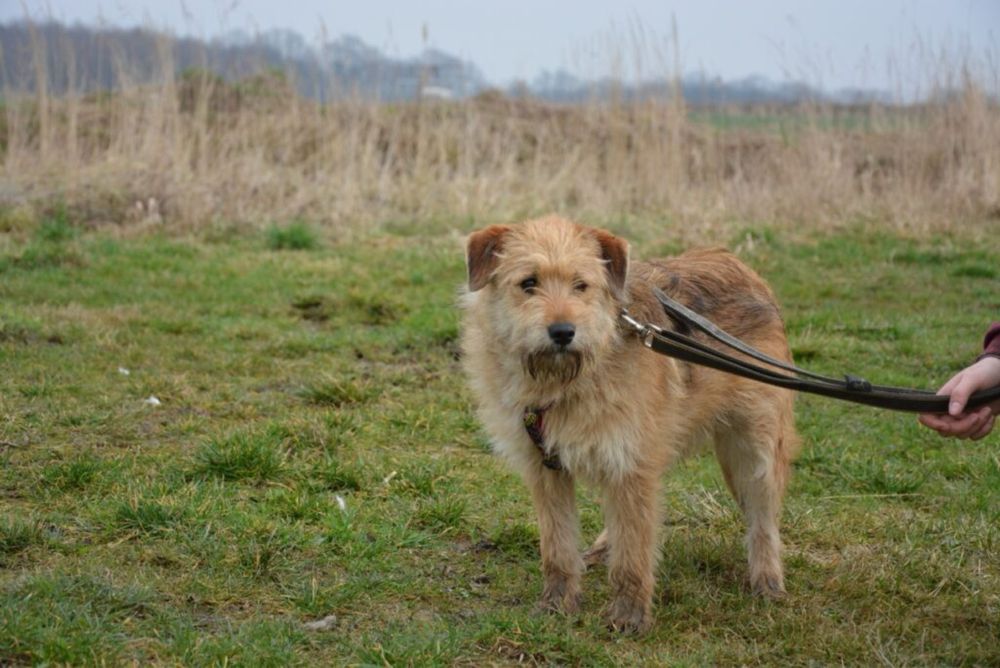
[918,323,1000,440]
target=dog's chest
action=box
[541,402,645,481]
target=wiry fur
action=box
[460,215,800,633]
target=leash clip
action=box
[620,310,659,348]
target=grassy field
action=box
[0,211,998,665]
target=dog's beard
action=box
[523,349,586,384]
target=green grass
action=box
[266,220,320,251]
[0,517,46,566]
[299,376,377,407]
[0,215,998,664]
[194,426,289,482]
[41,452,104,490]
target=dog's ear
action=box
[593,228,629,300]
[466,225,510,291]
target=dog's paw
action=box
[750,573,786,600]
[537,578,581,615]
[604,596,652,634]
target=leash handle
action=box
[622,293,1000,414]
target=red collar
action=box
[523,405,562,470]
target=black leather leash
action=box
[618,288,1000,414]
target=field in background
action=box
[1,215,998,665]
[1,30,999,238]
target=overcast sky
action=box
[5,1,998,91]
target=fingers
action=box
[918,413,945,430]
[922,358,1000,438]
[919,409,984,432]
[936,372,962,397]
[918,406,992,439]
[934,370,971,416]
[946,374,978,416]
[942,358,1000,416]
[969,413,995,440]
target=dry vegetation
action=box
[2,45,999,238]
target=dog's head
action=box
[465,216,629,384]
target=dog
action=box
[460,215,799,633]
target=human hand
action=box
[918,356,1000,439]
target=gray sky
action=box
[5,1,998,91]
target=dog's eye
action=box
[574,281,588,293]
[519,277,538,294]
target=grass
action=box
[266,221,320,251]
[0,212,998,665]
[113,498,187,536]
[299,376,378,407]
[0,517,46,565]
[194,426,289,482]
[41,452,104,490]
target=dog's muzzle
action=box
[523,348,584,383]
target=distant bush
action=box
[266,221,319,251]
[35,208,76,243]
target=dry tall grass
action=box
[2,32,999,239]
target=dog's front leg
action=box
[525,464,583,614]
[603,473,661,633]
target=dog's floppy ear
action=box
[592,228,629,300]
[466,225,510,291]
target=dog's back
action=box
[629,247,788,354]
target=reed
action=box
[1,23,998,239]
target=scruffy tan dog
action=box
[460,215,799,633]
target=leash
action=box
[619,288,1000,414]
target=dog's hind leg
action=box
[713,411,792,598]
[525,465,584,614]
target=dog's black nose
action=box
[548,322,576,347]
